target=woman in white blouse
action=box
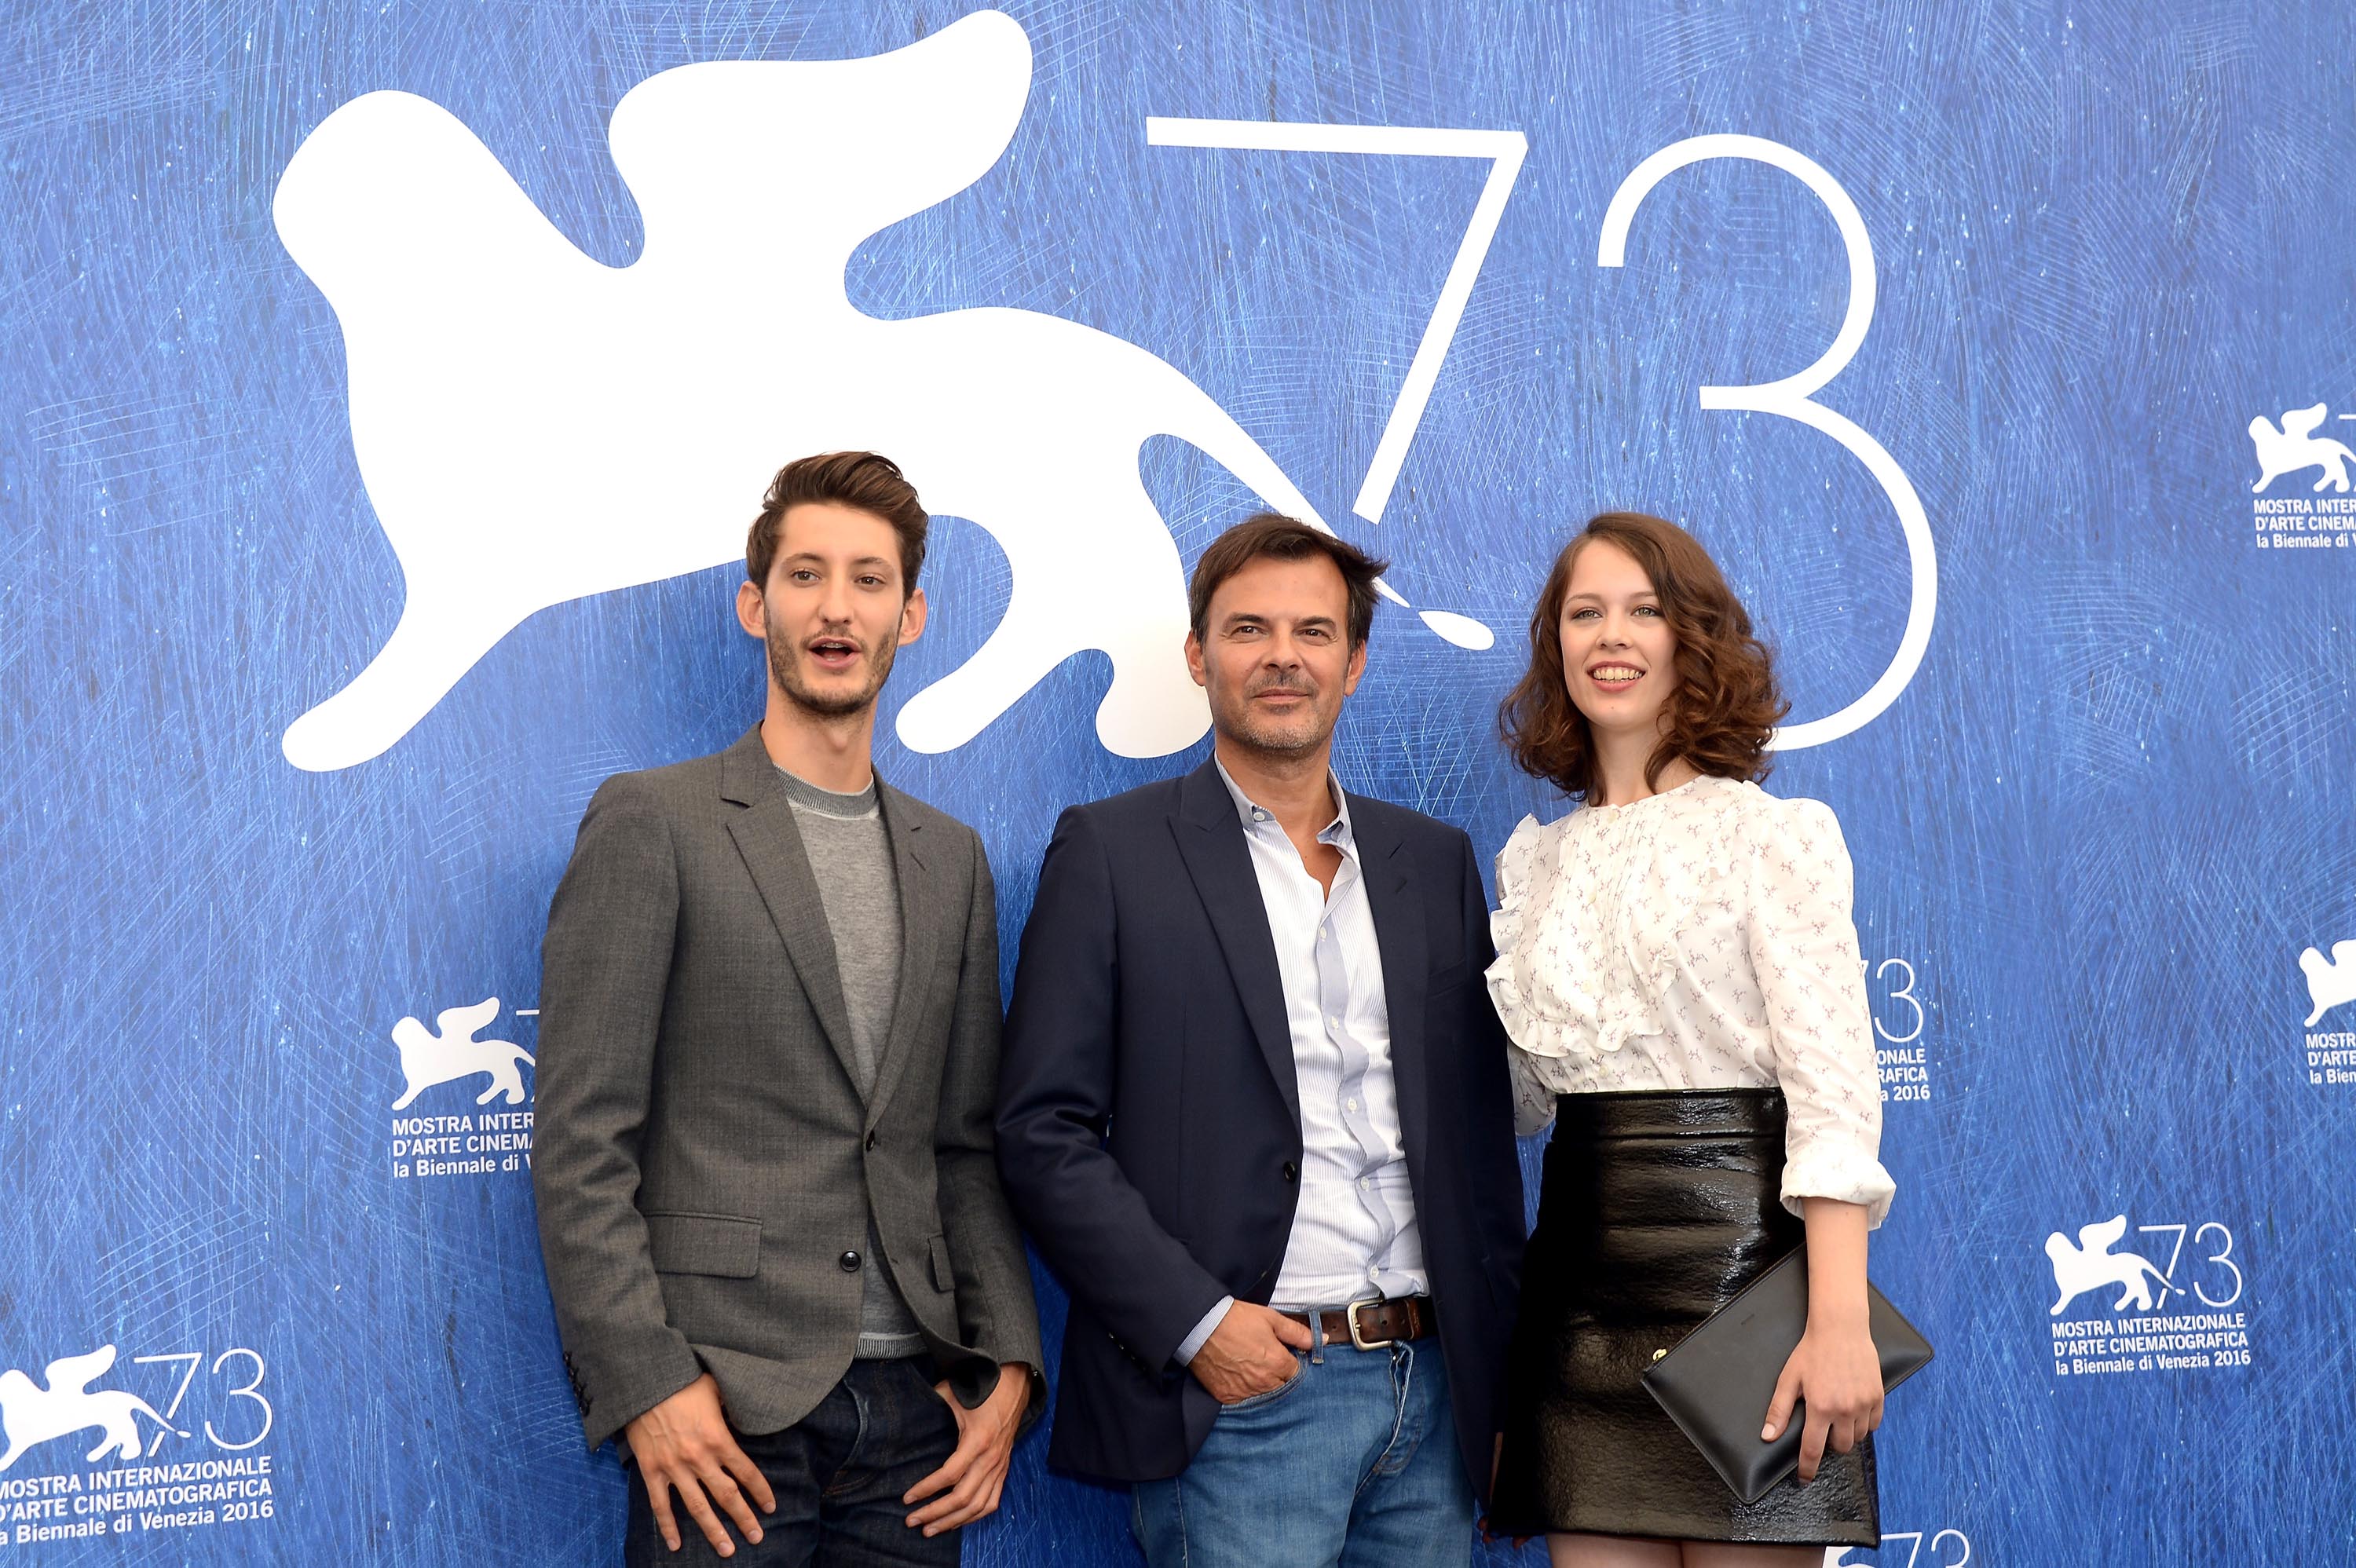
[1481,513,1896,1566]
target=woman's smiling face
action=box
[1558,538,1679,738]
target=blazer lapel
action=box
[1352,799,1431,1174]
[863,781,942,1120]
[719,729,864,1096]
[1169,760,1301,1129]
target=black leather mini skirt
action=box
[1487,1087,1879,1546]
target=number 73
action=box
[1827,1528,1970,1567]
[127,1347,273,1453]
[2132,1222,2244,1308]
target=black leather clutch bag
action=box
[1641,1246,1933,1504]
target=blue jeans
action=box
[622,1358,960,1567]
[1130,1335,1475,1568]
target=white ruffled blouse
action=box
[1487,775,1895,1228]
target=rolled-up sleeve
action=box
[1744,799,1896,1229]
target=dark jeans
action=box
[624,1357,961,1567]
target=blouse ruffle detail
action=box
[1485,814,1644,1062]
[1488,802,1677,1135]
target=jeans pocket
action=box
[892,1357,953,1426]
[1217,1355,1308,1415]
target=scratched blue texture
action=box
[2,1,2353,1563]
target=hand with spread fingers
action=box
[1763,1314,1886,1483]
[622,1373,778,1558]
[902,1363,1032,1538]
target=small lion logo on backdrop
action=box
[390,996,534,1109]
[2298,939,2356,1025]
[2045,1215,2172,1315]
[2249,403,2356,493]
[0,1345,185,1471]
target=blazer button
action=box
[839,1250,862,1273]
[865,1129,878,1151]
[1281,1161,1299,1183]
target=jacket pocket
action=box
[643,1212,762,1278]
[927,1234,957,1293]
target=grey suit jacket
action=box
[532,726,1042,1449]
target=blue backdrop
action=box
[2,2,2351,1563]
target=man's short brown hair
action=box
[745,451,928,592]
[1187,513,1389,649]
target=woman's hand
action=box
[1763,1315,1884,1482]
[1767,1195,1883,1482]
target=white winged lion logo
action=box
[273,9,1338,770]
[390,996,534,1109]
[2044,1215,2172,1315]
[2298,938,2356,1026]
[0,1345,184,1471]
[2249,403,2356,493]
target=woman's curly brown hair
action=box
[1500,512,1787,803]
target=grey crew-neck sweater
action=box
[776,765,924,1359]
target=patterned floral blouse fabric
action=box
[1486,774,1896,1227]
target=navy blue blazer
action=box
[995,759,1527,1489]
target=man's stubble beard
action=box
[766,612,898,721]
[1212,673,1337,759]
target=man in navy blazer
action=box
[996,514,1527,1566]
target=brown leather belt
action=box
[1282,1296,1439,1351]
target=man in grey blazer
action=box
[534,451,1041,1565]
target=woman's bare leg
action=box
[1547,1533,1683,1568]
[1680,1542,1831,1567]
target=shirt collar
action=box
[1212,755,1355,850]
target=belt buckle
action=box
[1346,1298,1396,1351]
